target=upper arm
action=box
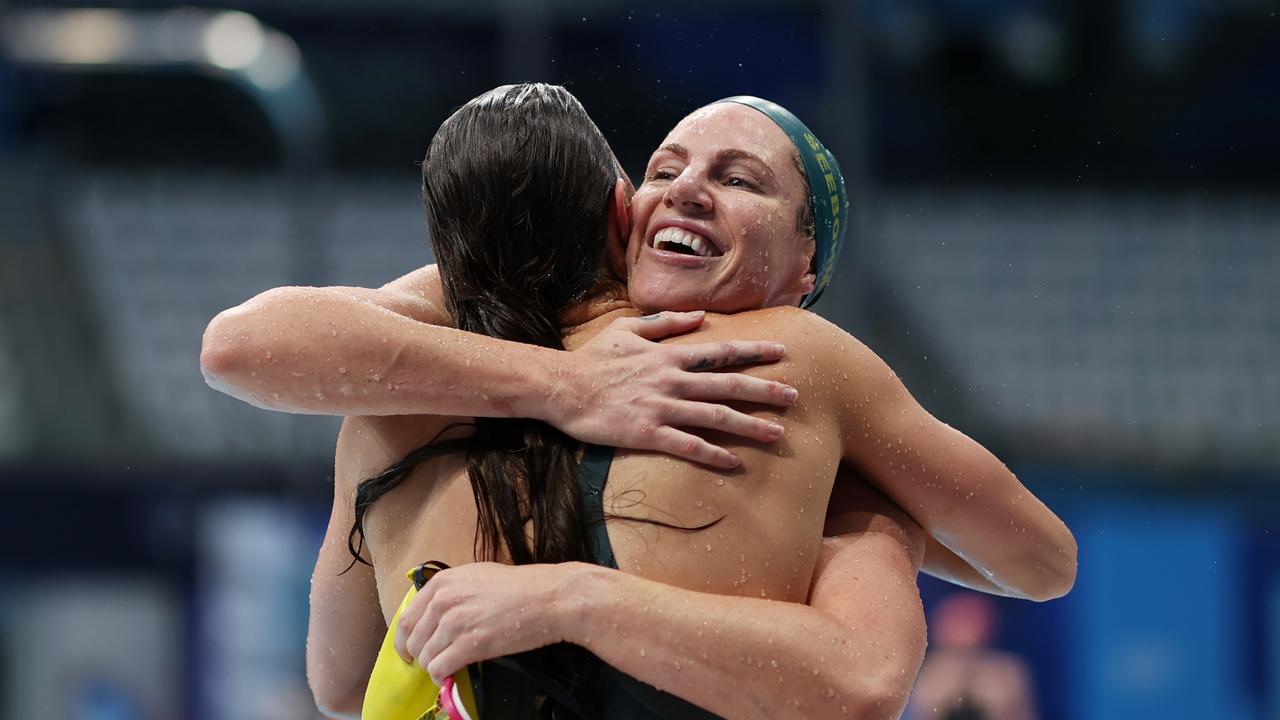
[811,311,1076,599]
[307,264,451,326]
[811,470,928,711]
[306,420,389,715]
[201,265,451,384]
[376,265,452,326]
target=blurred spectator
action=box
[908,593,1039,720]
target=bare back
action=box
[347,306,850,621]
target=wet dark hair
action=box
[348,83,619,569]
[344,85,719,713]
[343,83,620,715]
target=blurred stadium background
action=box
[0,0,1276,718]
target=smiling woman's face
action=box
[625,103,816,314]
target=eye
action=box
[646,168,677,181]
[725,175,758,190]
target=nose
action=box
[663,169,713,214]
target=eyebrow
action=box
[717,148,775,179]
[655,143,776,179]
[658,142,688,159]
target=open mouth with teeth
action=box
[650,227,722,258]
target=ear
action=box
[610,177,632,246]
[604,178,632,276]
[792,238,817,303]
[800,271,817,294]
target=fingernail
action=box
[768,422,784,435]
[773,343,786,354]
[783,387,798,403]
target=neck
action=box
[559,285,635,336]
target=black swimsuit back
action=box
[464,443,721,720]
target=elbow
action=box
[201,287,292,403]
[1045,531,1079,601]
[312,693,363,720]
[831,673,913,720]
[200,309,251,388]
[1024,527,1078,602]
[307,665,366,719]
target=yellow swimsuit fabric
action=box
[362,566,480,720]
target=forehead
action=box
[660,103,797,168]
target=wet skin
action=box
[627,103,817,315]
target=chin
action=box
[629,277,717,314]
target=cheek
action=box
[732,204,790,257]
[632,186,663,212]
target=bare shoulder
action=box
[334,414,465,493]
[706,306,893,385]
[712,307,868,353]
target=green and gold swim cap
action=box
[713,96,848,309]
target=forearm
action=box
[307,468,390,717]
[855,417,1077,601]
[910,431,1076,601]
[202,286,560,418]
[562,565,916,720]
[920,534,1011,597]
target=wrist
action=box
[525,347,577,426]
[554,562,618,648]
[488,343,555,421]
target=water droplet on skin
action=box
[264,350,272,360]
[337,367,347,375]
[715,477,725,487]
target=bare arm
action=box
[201,267,800,468]
[397,489,927,720]
[830,469,1011,596]
[799,310,1076,601]
[570,481,928,719]
[201,265,552,417]
[919,535,1010,596]
[305,421,387,718]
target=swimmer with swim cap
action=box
[714,96,848,309]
